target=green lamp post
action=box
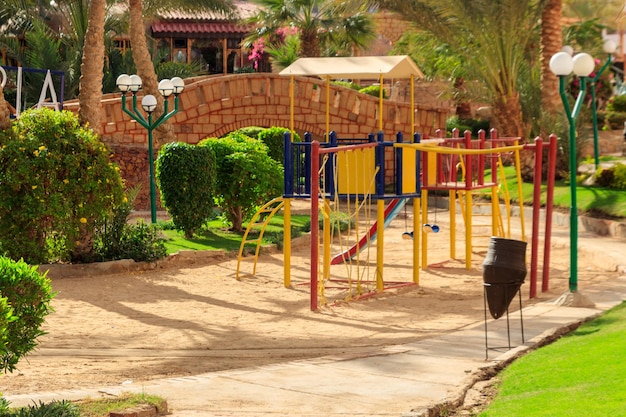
[549,49,595,293]
[590,39,618,169]
[116,74,185,223]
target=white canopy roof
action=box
[279,55,424,79]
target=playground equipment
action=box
[236,128,557,310]
[396,131,558,299]
[235,55,557,310]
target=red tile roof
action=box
[151,21,252,36]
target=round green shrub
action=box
[257,126,301,164]
[358,85,388,99]
[0,108,125,264]
[200,132,283,232]
[231,126,266,140]
[156,142,216,238]
[605,111,626,130]
[0,256,55,373]
[606,95,626,112]
[332,80,362,91]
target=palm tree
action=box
[541,0,564,117]
[78,0,106,134]
[378,0,547,138]
[247,0,376,59]
[127,0,235,142]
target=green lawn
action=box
[160,213,311,255]
[480,165,626,219]
[480,302,626,416]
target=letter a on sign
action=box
[37,70,60,111]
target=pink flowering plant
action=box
[248,26,299,70]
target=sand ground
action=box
[1,209,618,396]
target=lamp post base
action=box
[553,291,595,308]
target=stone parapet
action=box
[64,73,450,209]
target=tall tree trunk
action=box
[0,87,10,130]
[72,0,106,262]
[128,0,175,143]
[491,92,525,138]
[540,0,563,118]
[299,28,320,57]
[530,0,564,181]
[77,0,105,135]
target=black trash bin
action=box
[482,237,527,319]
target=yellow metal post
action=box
[378,74,384,131]
[514,142,527,241]
[289,77,294,133]
[465,190,472,269]
[325,76,330,140]
[421,189,429,270]
[413,197,420,284]
[323,199,331,280]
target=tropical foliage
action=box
[200,132,283,232]
[0,108,124,264]
[0,256,55,373]
[246,0,376,68]
[156,142,217,238]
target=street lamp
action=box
[116,74,185,223]
[591,39,618,168]
[549,49,595,294]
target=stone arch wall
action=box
[64,73,449,210]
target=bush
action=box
[604,111,626,130]
[607,95,626,112]
[109,221,167,262]
[94,187,167,263]
[0,257,55,373]
[231,126,265,140]
[0,108,124,264]
[6,400,79,417]
[594,167,615,188]
[446,116,490,136]
[0,296,14,357]
[200,132,283,232]
[0,397,9,415]
[257,126,301,164]
[594,163,626,189]
[613,163,626,189]
[156,142,216,238]
[332,81,362,91]
[358,85,387,99]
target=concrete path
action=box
[5,222,626,416]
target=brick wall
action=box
[64,73,450,209]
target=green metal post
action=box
[120,92,180,224]
[591,55,613,169]
[557,74,589,293]
[147,114,157,224]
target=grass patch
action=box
[479,165,626,219]
[480,302,626,416]
[160,213,311,255]
[75,393,167,417]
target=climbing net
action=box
[318,144,380,306]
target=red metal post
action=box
[478,130,485,186]
[529,137,543,299]
[542,134,558,292]
[464,130,473,189]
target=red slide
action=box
[330,198,406,265]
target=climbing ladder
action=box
[236,196,285,279]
